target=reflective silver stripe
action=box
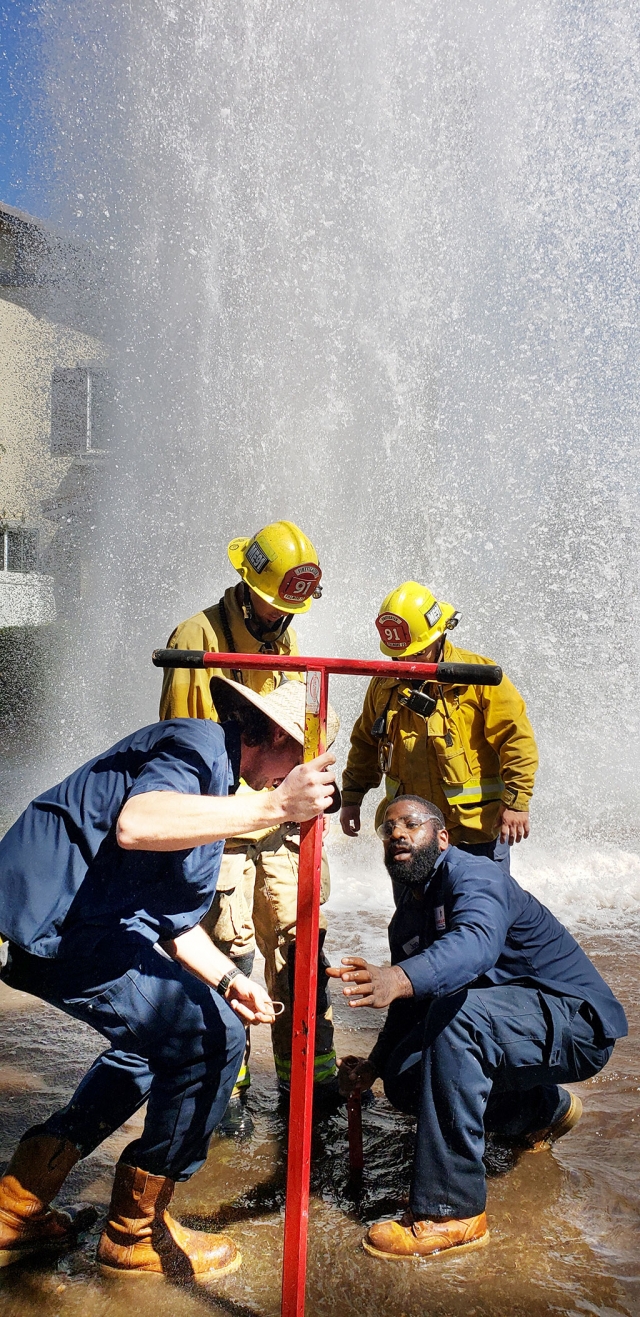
[313,1052,338,1084]
[274,1053,337,1083]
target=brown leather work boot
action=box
[97,1163,241,1282]
[0,1133,97,1268]
[363,1210,489,1260]
[522,1090,583,1153]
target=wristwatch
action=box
[216,966,242,998]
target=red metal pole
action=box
[347,1092,364,1175]
[152,649,503,687]
[280,668,328,1317]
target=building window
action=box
[50,367,111,454]
[0,527,39,573]
[0,221,17,277]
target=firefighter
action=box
[340,581,538,874]
[160,521,337,1130]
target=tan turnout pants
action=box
[202,827,336,1088]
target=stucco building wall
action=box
[0,204,108,629]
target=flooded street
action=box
[0,907,637,1317]
[1,0,640,1311]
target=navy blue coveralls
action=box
[0,719,247,1182]
[370,846,627,1220]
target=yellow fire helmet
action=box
[228,520,322,614]
[376,581,460,657]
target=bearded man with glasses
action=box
[328,795,626,1262]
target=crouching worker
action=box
[0,680,336,1281]
[329,795,627,1261]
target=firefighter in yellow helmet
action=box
[341,582,538,873]
[160,521,337,1134]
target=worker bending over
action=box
[160,520,337,1127]
[330,795,626,1260]
[0,681,336,1280]
[341,581,538,874]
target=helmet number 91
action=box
[375,612,412,650]
[279,563,322,603]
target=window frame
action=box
[50,364,110,455]
[0,525,40,574]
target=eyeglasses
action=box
[376,815,441,840]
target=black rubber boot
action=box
[217,1094,255,1140]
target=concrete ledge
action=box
[0,573,56,627]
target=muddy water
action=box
[0,916,637,1317]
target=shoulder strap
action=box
[216,597,244,685]
[371,688,396,740]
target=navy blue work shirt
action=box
[0,719,241,960]
[370,845,627,1071]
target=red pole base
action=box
[280,670,328,1317]
[347,1093,364,1174]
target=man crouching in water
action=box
[328,795,627,1260]
[0,678,337,1281]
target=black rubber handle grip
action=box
[153,649,207,668]
[435,663,502,686]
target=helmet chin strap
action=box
[241,583,293,644]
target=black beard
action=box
[385,836,442,888]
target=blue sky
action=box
[0,0,47,217]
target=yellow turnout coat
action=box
[159,585,303,844]
[159,584,302,722]
[341,638,538,844]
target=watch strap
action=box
[216,966,242,997]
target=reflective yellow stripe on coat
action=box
[440,776,504,805]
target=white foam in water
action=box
[324,829,640,963]
[509,843,640,935]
